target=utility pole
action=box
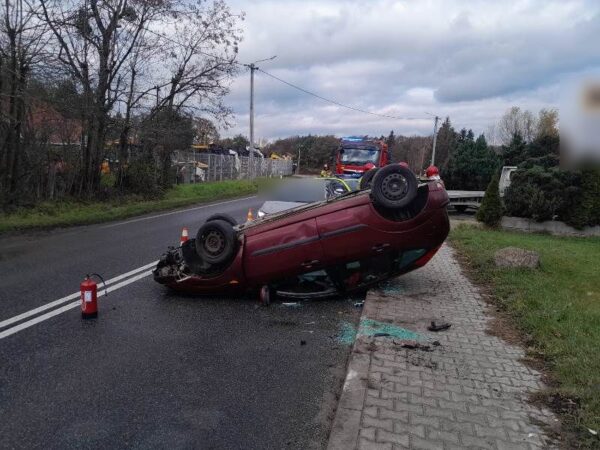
[249,63,256,149]
[244,56,277,151]
[430,115,440,166]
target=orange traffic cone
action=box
[180,227,189,245]
[247,208,254,221]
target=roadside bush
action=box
[476,173,503,227]
[504,166,600,228]
[123,157,164,199]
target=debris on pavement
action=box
[300,340,306,346]
[428,320,452,332]
[397,340,433,351]
[282,302,301,308]
[337,321,357,345]
[360,318,424,341]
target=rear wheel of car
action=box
[371,164,418,209]
[454,205,468,213]
[206,213,237,227]
[359,168,378,190]
[195,219,237,266]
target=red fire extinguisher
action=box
[80,273,106,319]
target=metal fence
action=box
[172,151,293,184]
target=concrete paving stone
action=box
[381,389,409,401]
[381,373,409,384]
[395,383,423,395]
[409,414,440,430]
[474,423,509,440]
[362,416,394,432]
[360,427,377,440]
[358,438,393,450]
[368,388,381,398]
[365,396,394,409]
[423,406,455,420]
[393,400,424,415]
[439,418,474,435]
[409,435,444,450]
[377,429,410,447]
[379,409,409,423]
[461,434,496,449]
[364,406,379,418]
[408,393,437,407]
[427,428,460,445]
[437,398,468,412]
[422,387,451,401]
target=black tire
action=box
[454,205,468,213]
[371,164,418,209]
[195,220,237,266]
[359,168,379,190]
[206,213,237,227]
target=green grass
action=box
[450,225,600,444]
[0,179,259,233]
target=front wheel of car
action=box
[195,219,237,266]
[371,164,418,209]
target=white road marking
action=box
[99,195,257,228]
[0,269,154,340]
[0,261,158,330]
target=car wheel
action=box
[359,168,379,190]
[195,219,237,266]
[206,213,237,227]
[371,164,418,209]
[454,205,468,213]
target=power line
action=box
[257,68,427,121]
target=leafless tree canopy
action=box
[1,0,243,206]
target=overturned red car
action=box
[153,164,450,303]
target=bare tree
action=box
[37,0,242,196]
[0,0,48,204]
[38,0,177,195]
[497,106,537,145]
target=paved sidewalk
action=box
[328,244,558,450]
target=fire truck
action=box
[334,136,389,178]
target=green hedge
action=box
[504,166,600,229]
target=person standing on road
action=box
[320,164,332,177]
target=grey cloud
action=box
[218,0,599,139]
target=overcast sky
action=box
[220,0,600,142]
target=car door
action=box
[243,218,324,285]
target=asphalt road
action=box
[0,196,360,449]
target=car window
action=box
[326,180,349,199]
[271,180,327,203]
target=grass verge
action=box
[450,225,600,447]
[0,179,259,234]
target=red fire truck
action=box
[334,136,389,179]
